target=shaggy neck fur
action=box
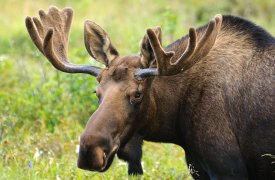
[140,15,275,146]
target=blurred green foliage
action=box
[0,0,274,179]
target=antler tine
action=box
[146,29,175,75]
[196,19,216,52]
[25,6,101,76]
[171,27,197,65]
[25,17,44,54]
[194,14,222,59]
[135,29,174,78]
[135,14,222,78]
[137,27,196,77]
[170,15,222,73]
[33,17,45,43]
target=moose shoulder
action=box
[26,7,275,179]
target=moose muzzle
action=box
[77,133,120,172]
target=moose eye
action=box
[135,92,142,99]
[130,91,143,105]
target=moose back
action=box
[26,6,275,179]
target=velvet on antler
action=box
[25,6,101,76]
[136,14,223,78]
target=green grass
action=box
[0,0,274,179]
[0,119,189,179]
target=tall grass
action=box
[0,0,274,179]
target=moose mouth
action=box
[77,143,120,172]
[98,144,120,172]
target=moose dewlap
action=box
[26,6,275,179]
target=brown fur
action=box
[26,7,275,179]
[78,15,275,179]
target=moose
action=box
[26,6,275,180]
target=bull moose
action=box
[25,6,275,180]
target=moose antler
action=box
[25,6,101,76]
[136,14,222,78]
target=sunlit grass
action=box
[0,118,190,179]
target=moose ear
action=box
[140,26,162,68]
[84,21,119,66]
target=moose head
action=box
[26,6,222,172]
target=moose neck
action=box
[138,75,184,145]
